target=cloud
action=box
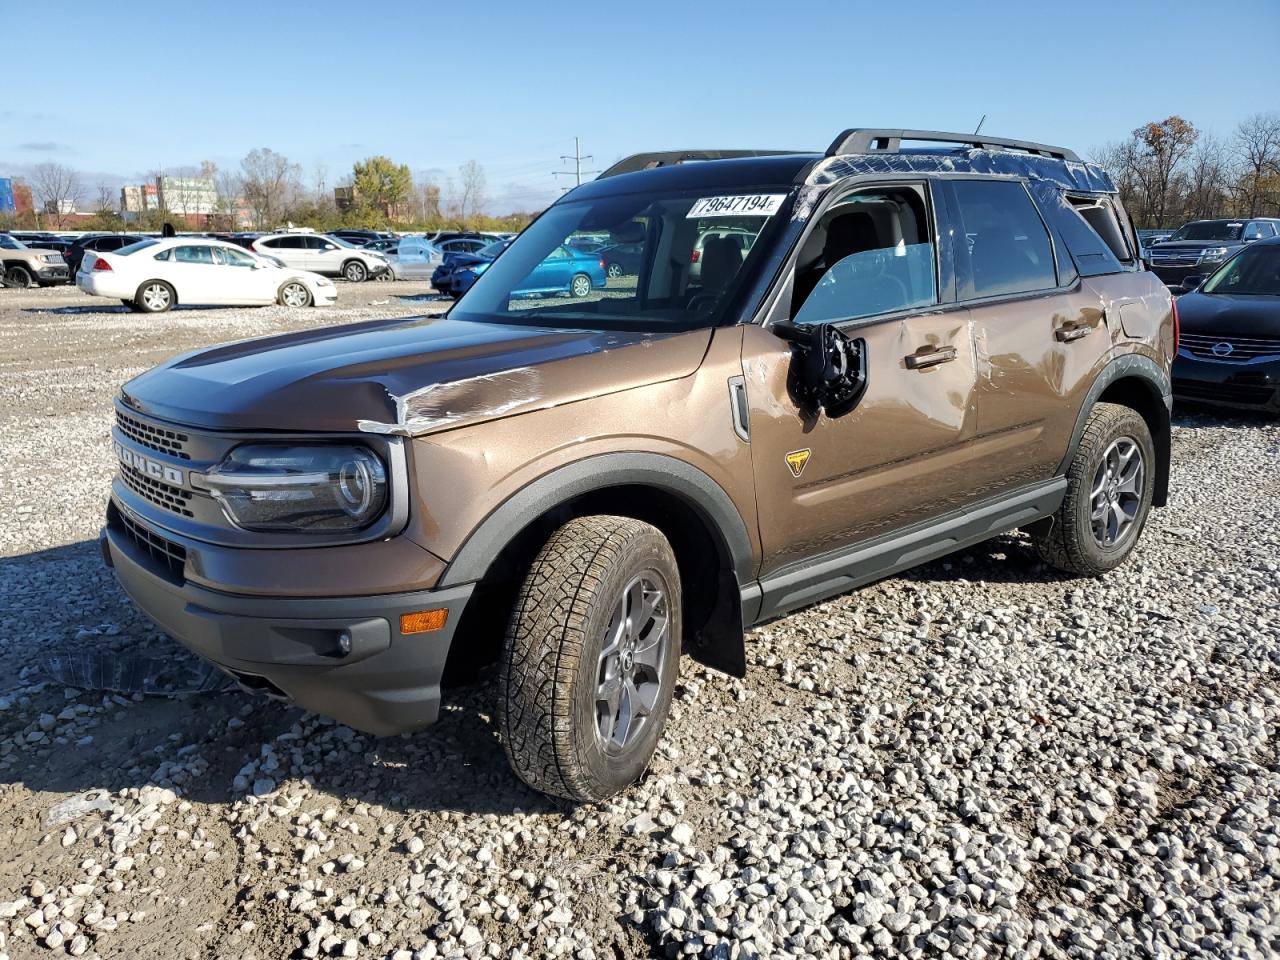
[18,141,71,153]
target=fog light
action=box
[400,609,448,635]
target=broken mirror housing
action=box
[202,443,388,533]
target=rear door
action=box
[168,244,221,303]
[941,178,1110,493]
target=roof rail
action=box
[598,150,798,180]
[826,128,1080,163]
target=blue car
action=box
[450,242,606,299]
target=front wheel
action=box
[1032,402,1155,576]
[278,280,312,307]
[570,273,592,298]
[5,266,33,289]
[135,281,174,313]
[500,516,681,801]
[343,260,368,283]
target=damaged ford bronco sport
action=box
[103,129,1176,801]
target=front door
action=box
[742,181,981,599]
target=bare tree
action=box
[31,163,83,228]
[93,183,117,214]
[312,161,331,206]
[1183,135,1230,222]
[240,148,302,229]
[214,169,243,227]
[1234,112,1280,217]
[457,160,488,221]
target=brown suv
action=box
[101,129,1175,800]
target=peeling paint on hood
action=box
[121,314,712,435]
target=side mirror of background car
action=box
[1181,275,1204,293]
[772,320,867,419]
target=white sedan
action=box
[76,238,337,313]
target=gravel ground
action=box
[0,282,1277,960]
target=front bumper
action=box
[36,263,69,284]
[1172,351,1280,414]
[103,505,474,736]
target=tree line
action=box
[1,151,534,234]
[1092,112,1280,229]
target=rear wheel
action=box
[5,266,33,289]
[570,273,592,298]
[136,281,174,313]
[606,262,623,280]
[278,281,312,307]
[500,516,681,801]
[343,260,368,283]
[1032,402,1155,576]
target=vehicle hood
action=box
[121,314,712,435]
[1152,240,1240,252]
[1177,292,1280,336]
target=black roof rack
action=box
[826,128,1080,164]
[598,150,799,179]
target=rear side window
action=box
[952,180,1057,299]
[1069,197,1133,263]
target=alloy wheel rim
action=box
[1090,437,1144,548]
[607,263,622,279]
[347,264,364,281]
[573,276,590,296]
[594,574,669,753]
[143,285,169,309]
[283,283,307,306]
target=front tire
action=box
[278,280,313,307]
[1032,402,1155,576]
[135,281,174,313]
[343,260,368,283]
[500,516,681,801]
[5,266,33,289]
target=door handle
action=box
[1055,322,1091,342]
[904,345,957,369]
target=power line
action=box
[551,137,600,189]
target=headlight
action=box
[315,278,333,287]
[1199,247,1230,263]
[202,444,387,532]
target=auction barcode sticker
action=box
[687,194,786,218]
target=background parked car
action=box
[689,226,756,281]
[432,239,511,295]
[64,234,147,275]
[252,233,389,282]
[447,242,605,299]
[331,228,395,246]
[1171,237,1280,416]
[1148,218,1280,290]
[0,233,70,287]
[77,237,336,313]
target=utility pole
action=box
[552,137,600,190]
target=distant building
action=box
[14,183,33,215]
[334,186,356,211]
[44,199,77,215]
[0,178,13,213]
[158,176,217,216]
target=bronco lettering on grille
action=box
[114,441,186,488]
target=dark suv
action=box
[102,128,1175,800]
[1148,218,1280,290]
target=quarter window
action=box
[953,180,1057,299]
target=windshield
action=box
[479,241,508,258]
[0,235,27,250]
[451,187,794,331]
[1202,244,1280,296]
[1169,221,1244,242]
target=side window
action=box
[311,237,337,251]
[952,180,1057,299]
[261,238,284,249]
[153,248,171,261]
[215,246,256,267]
[793,185,937,324]
[174,245,216,264]
[1069,197,1133,263]
[1243,222,1275,241]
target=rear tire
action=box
[500,516,681,802]
[5,266,33,289]
[343,260,368,283]
[135,280,174,313]
[570,273,592,298]
[1032,402,1155,576]
[606,262,623,279]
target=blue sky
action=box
[3,0,1278,213]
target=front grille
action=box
[120,462,194,517]
[1151,251,1201,267]
[1173,379,1277,406]
[116,509,187,583]
[116,410,191,460]
[1181,333,1280,362]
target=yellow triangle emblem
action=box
[785,449,811,478]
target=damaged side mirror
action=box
[772,320,867,418]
